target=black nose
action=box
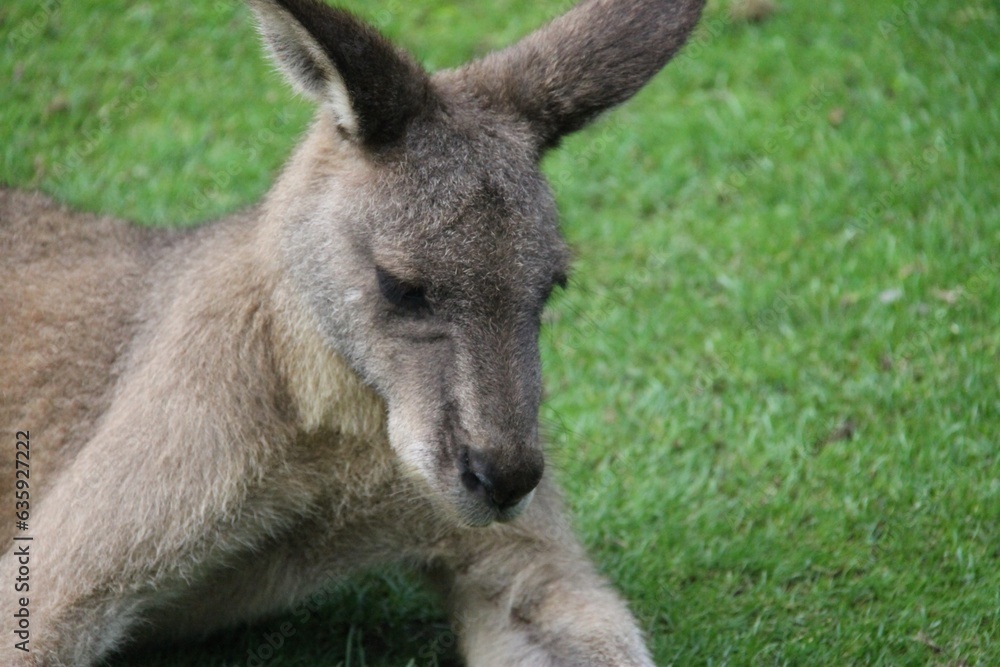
[459,446,544,511]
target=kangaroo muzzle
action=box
[458,444,544,518]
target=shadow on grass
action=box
[109,571,463,667]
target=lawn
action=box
[2,0,998,665]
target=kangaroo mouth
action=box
[453,486,535,527]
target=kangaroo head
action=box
[249,0,704,526]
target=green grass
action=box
[3,0,998,664]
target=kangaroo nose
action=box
[459,446,544,511]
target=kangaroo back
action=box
[0,189,174,541]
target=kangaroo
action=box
[0,0,705,664]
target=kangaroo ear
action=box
[458,0,705,151]
[248,0,431,147]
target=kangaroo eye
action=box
[376,266,430,315]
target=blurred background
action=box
[2,0,997,664]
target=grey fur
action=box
[0,0,704,664]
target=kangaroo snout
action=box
[459,444,544,520]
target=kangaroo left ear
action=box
[248,0,431,148]
[456,0,705,152]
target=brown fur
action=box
[0,0,704,664]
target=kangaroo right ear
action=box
[248,0,431,147]
[457,0,705,152]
